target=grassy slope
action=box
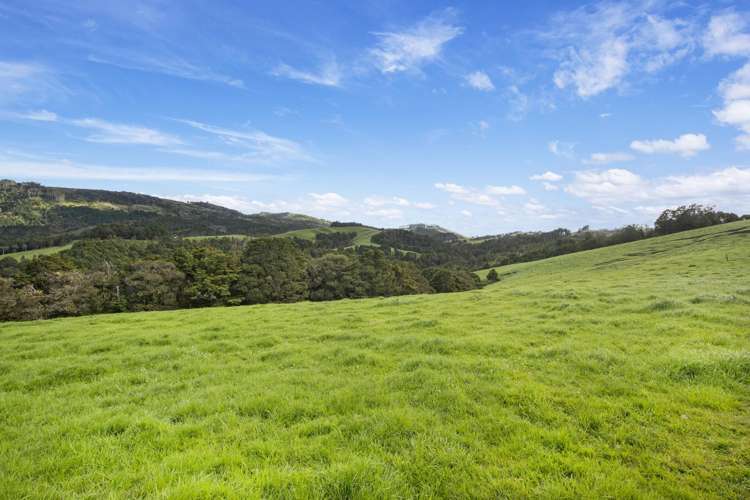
[1,242,75,260]
[185,226,381,247]
[277,225,381,246]
[1,221,749,498]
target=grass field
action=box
[185,225,381,247]
[1,221,749,498]
[277,226,381,247]
[0,242,75,260]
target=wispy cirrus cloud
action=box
[87,53,245,88]
[0,61,64,104]
[8,110,182,146]
[0,153,274,183]
[71,117,182,146]
[369,9,463,74]
[175,119,313,163]
[548,140,575,159]
[272,61,342,87]
[545,2,696,98]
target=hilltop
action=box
[0,180,328,252]
[1,221,748,497]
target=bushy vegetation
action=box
[0,235,478,321]
[655,203,742,234]
[1,221,748,497]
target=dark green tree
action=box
[486,268,499,282]
[174,246,237,307]
[235,238,309,304]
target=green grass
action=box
[1,221,749,498]
[277,225,381,246]
[1,242,75,260]
[184,226,381,247]
[185,234,251,241]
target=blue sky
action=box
[1,0,749,235]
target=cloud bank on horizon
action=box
[1,0,750,235]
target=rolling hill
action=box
[1,220,748,497]
[0,180,329,253]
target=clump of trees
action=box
[655,204,740,235]
[0,236,477,322]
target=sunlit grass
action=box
[1,221,748,498]
[1,242,75,260]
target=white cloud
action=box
[554,37,629,98]
[0,154,273,183]
[168,194,258,213]
[461,209,472,217]
[435,182,497,205]
[8,111,182,147]
[369,10,462,74]
[413,202,436,209]
[548,140,575,158]
[435,182,523,206]
[714,62,750,149]
[465,71,494,91]
[651,166,750,199]
[0,61,62,104]
[542,182,559,191]
[13,109,59,122]
[565,168,646,204]
[434,182,468,195]
[630,133,710,157]
[486,185,526,196]
[364,196,410,207]
[363,196,433,209]
[309,192,349,208]
[530,171,563,182]
[566,166,750,208]
[272,61,342,87]
[177,119,312,163]
[473,119,490,137]
[523,198,572,220]
[600,112,612,118]
[88,53,244,88]
[365,208,403,220]
[584,152,635,164]
[703,12,750,58]
[546,4,695,98]
[248,199,301,212]
[70,118,182,146]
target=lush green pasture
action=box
[277,225,381,246]
[1,242,74,260]
[184,225,381,247]
[1,221,749,498]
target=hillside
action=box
[0,180,328,252]
[1,221,748,497]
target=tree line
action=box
[1,203,745,322]
[0,237,479,322]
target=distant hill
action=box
[399,223,463,242]
[0,180,328,252]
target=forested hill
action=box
[0,180,328,252]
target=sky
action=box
[1,0,750,236]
